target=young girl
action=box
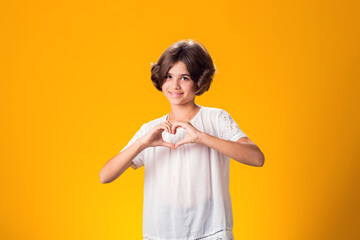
[100,39,265,240]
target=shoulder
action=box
[198,106,233,129]
[201,106,240,129]
[200,105,229,118]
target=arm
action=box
[99,138,147,183]
[100,121,175,184]
[170,121,265,167]
[199,134,265,167]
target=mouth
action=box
[169,92,184,97]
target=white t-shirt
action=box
[120,105,248,240]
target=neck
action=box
[168,101,199,122]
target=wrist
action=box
[197,132,208,145]
[136,138,148,151]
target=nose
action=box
[171,77,181,89]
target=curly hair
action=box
[150,39,216,96]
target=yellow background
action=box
[1,0,359,239]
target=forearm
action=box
[100,139,147,183]
[198,133,264,167]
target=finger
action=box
[161,141,175,149]
[156,125,166,132]
[162,121,174,134]
[171,121,186,134]
[163,122,173,134]
[174,139,188,149]
[159,123,171,133]
[163,120,171,126]
[168,124,175,134]
[157,125,170,135]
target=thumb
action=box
[161,141,176,149]
[174,139,188,149]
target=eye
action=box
[165,75,172,79]
[181,77,190,81]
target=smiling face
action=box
[161,61,197,106]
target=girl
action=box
[100,39,265,240]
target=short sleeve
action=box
[119,124,146,169]
[218,109,248,142]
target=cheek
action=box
[185,82,196,93]
[161,81,169,90]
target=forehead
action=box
[167,61,189,74]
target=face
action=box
[161,61,197,106]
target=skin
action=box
[100,61,264,183]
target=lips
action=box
[169,92,184,97]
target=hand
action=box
[170,121,203,149]
[140,122,176,149]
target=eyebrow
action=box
[166,73,191,77]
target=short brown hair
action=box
[150,39,216,96]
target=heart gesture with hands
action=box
[169,121,203,149]
[141,122,176,149]
[141,121,203,150]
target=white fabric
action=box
[120,105,247,240]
